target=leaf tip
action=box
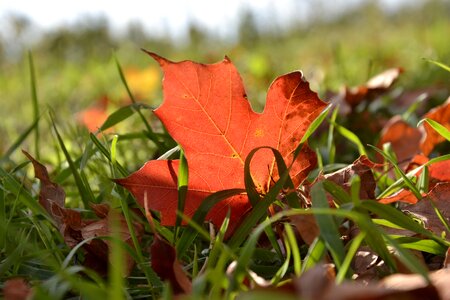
[141,49,169,66]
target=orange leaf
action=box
[377,116,422,167]
[115,52,327,232]
[420,97,450,155]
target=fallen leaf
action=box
[259,263,441,300]
[344,67,403,108]
[3,278,32,300]
[380,268,450,300]
[378,158,450,204]
[290,214,320,245]
[420,97,450,155]
[402,182,450,237]
[23,151,143,276]
[116,52,326,232]
[151,234,192,294]
[379,188,420,205]
[325,155,377,200]
[377,116,422,167]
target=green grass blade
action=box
[299,104,332,145]
[175,150,188,242]
[302,239,326,272]
[384,234,430,282]
[176,188,245,257]
[100,105,135,131]
[114,55,164,150]
[322,180,352,205]
[333,122,367,156]
[336,231,366,283]
[109,211,126,300]
[0,166,51,222]
[1,116,41,162]
[327,105,339,164]
[311,182,345,269]
[28,51,40,160]
[359,201,448,245]
[284,223,301,277]
[369,145,422,199]
[391,236,446,255]
[50,113,93,207]
[418,118,450,142]
[424,58,450,72]
[90,133,128,177]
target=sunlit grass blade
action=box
[391,236,446,255]
[424,58,450,72]
[174,150,188,242]
[100,104,135,131]
[299,104,332,145]
[322,179,352,205]
[336,232,366,283]
[302,237,327,272]
[418,118,450,142]
[284,223,301,277]
[28,51,40,160]
[369,144,422,199]
[383,234,430,282]
[327,105,339,164]
[333,122,367,156]
[90,133,128,176]
[377,154,450,198]
[359,201,448,245]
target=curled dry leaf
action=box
[344,67,403,109]
[402,182,450,237]
[421,97,450,156]
[3,278,32,300]
[115,52,326,233]
[23,150,142,276]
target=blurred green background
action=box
[0,0,449,162]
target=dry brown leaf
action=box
[402,182,450,237]
[377,116,422,167]
[380,268,450,300]
[23,151,143,276]
[344,67,403,108]
[325,155,377,200]
[150,234,192,294]
[290,214,320,245]
[3,278,32,300]
[421,97,450,155]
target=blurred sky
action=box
[1,0,412,39]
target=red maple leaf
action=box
[115,52,327,231]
